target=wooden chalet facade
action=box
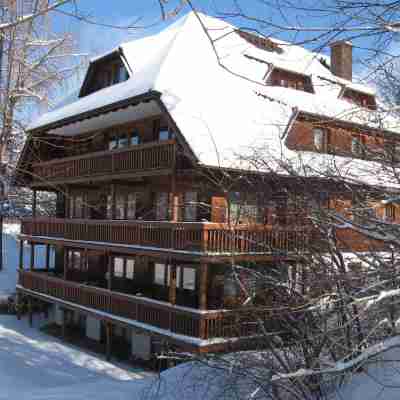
[14,12,400,360]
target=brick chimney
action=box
[330,41,352,81]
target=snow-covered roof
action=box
[25,12,400,187]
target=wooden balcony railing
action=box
[32,140,176,182]
[19,271,259,341]
[21,217,310,254]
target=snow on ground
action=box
[0,315,153,400]
[332,347,400,400]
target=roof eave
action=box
[297,110,398,138]
[28,90,162,135]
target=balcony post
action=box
[32,190,37,218]
[168,263,177,306]
[105,322,112,361]
[19,240,24,271]
[199,262,208,310]
[63,247,68,280]
[61,308,67,339]
[45,244,50,272]
[107,252,113,291]
[111,183,116,220]
[28,297,33,327]
[30,242,35,271]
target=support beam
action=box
[28,297,33,327]
[45,244,50,272]
[61,308,67,339]
[63,248,67,280]
[19,240,24,271]
[199,263,208,310]
[16,293,22,321]
[32,189,37,218]
[168,264,177,305]
[111,183,116,220]
[105,322,112,361]
[107,253,112,290]
[29,242,35,271]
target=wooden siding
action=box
[32,140,176,184]
[21,217,310,255]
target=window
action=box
[113,256,135,279]
[67,250,87,271]
[115,195,125,219]
[114,257,124,278]
[73,251,81,269]
[167,265,181,288]
[109,138,118,150]
[68,194,86,218]
[112,63,129,84]
[385,141,400,163]
[385,204,396,222]
[69,196,74,218]
[126,259,135,279]
[159,128,170,141]
[184,192,197,222]
[155,192,169,220]
[106,195,113,219]
[182,268,196,290]
[229,193,262,224]
[268,68,313,93]
[352,135,364,157]
[154,263,166,285]
[313,128,326,151]
[130,131,140,146]
[118,135,129,148]
[127,193,137,219]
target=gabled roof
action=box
[24,12,400,188]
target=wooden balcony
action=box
[21,217,310,255]
[18,270,260,343]
[32,140,176,185]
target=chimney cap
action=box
[330,40,352,48]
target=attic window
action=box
[237,30,283,53]
[83,57,129,96]
[342,88,376,110]
[268,68,313,93]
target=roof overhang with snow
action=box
[20,12,400,189]
[28,91,161,136]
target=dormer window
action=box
[313,128,328,151]
[342,88,376,110]
[268,68,313,93]
[80,56,129,97]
